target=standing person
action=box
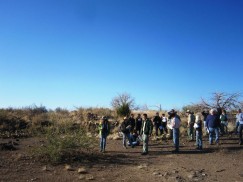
[168,109,181,153]
[194,114,203,150]
[237,109,243,145]
[135,113,143,135]
[235,109,242,135]
[220,110,228,135]
[161,114,168,134]
[153,112,162,136]
[206,109,221,145]
[202,110,209,134]
[98,116,110,153]
[120,117,133,148]
[141,113,153,155]
[186,110,195,141]
[129,114,136,132]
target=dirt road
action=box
[1,135,243,182]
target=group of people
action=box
[98,108,243,154]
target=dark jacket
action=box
[99,121,110,136]
[141,119,153,135]
[120,119,130,134]
[153,116,162,126]
[129,117,136,131]
[206,114,221,128]
[135,117,142,131]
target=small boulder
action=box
[65,164,74,171]
[78,167,87,174]
[79,175,86,180]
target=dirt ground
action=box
[1,134,243,182]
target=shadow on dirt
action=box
[72,152,138,166]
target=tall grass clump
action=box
[32,122,95,164]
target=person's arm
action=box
[206,116,209,129]
[149,120,153,136]
[187,115,191,126]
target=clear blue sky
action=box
[0,0,243,110]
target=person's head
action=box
[102,116,108,123]
[143,113,148,119]
[162,114,165,117]
[186,110,191,115]
[156,112,159,116]
[210,108,217,115]
[168,109,176,118]
[131,114,134,118]
[222,110,226,114]
[238,109,242,113]
[137,113,141,118]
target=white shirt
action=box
[236,113,243,124]
[162,117,167,123]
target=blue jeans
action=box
[208,127,219,144]
[100,134,107,151]
[187,126,194,140]
[173,128,180,151]
[239,124,243,144]
[122,132,132,147]
[196,130,203,149]
[236,121,240,134]
[220,121,228,134]
[142,134,149,153]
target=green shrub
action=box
[32,123,95,163]
[116,103,131,117]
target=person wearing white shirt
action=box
[161,114,168,134]
[237,109,243,145]
[236,109,242,134]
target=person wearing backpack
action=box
[194,113,203,150]
[186,110,195,141]
[120,117,134,148]
[98,116,110,153]
[220,110,228,135]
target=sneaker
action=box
[141,152,148,155]
[172,150,179,154]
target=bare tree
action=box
[111,93,136,116]
[111,93,135,109]
[200,92,241,110]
